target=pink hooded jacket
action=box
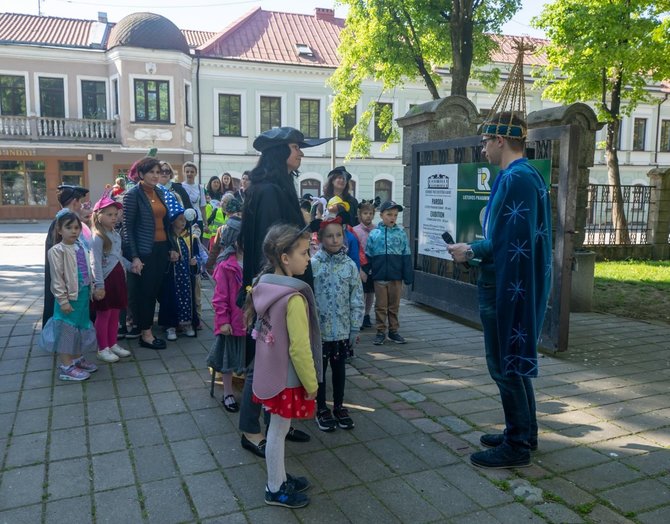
[212,254,245,336]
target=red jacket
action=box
[212,254,245,336]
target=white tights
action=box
[265,413,291,492]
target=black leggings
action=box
[128,241,169,330]
[316,340,348,411]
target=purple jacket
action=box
[251,274,322,400]
[212,254,245,336]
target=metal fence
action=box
[584,184,651,245]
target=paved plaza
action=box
[0,222,669,523]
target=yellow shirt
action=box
[286,295,318,395]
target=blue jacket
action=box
[311,249,364,341]
[122,184,174,259]
[366,223,413,284]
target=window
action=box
[59,161,84,187]
[0,75,26,116]
[218,94,241,136]
[0,160,47,206]
[260,96,281,130]
[374,102,393,142]
[134,79,170,123]
[184,83,192,126]
[39,77,65,118]
[81,80,107,119]
[349,179,357,197]
[337,107,356,140]
[632,118,647,151]
[374,179,393,202]
[660,120,670,152]
[300,99,320,139]
[112,79,119,117]
[300,178,321,197]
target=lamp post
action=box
[329,94,338,170]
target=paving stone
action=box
[87,398,121,425]
[51,384,83,406]
[368,476,442,522]
[125,417,164,448]
[565,460,643,491]
[181,388,222,411]
[192,407,236,437]
[536,477,596,508]
[91,449,135,491]
[161,356,195,373]
[585,503,635,523]
[84,379,117,401]
[409,417,444,433]
[0,390,19,414]
[160,412,201,442]
[144,373,176,394]
[538,446,611,473]
[11,406,49,435]
[366,408,416,436]
[94,486,144,524]
[0,463,45,508]
[49,426,86,460]
[396,433,459,467]
[17,386,52,410]
[142,477,196,524]
[333,485,401,523]
[488,502,549,523]
[0,503,42,524]
[150,391,187,415]
[118,395,154,420]
[535,502,584,523]
[364,436,429,475]
[331,443,394,483]
[224,462,268,510]
[171,438,216,475]
[109,361,141,379]
[451,509,500,524]
[637,504,670,524]
[243,505,301,523]
[137,359,169,376]
[436,463,513,508]
[51,403,86,430]
[398,390,426,403]
[87,422,126,455]
[5,431,47,467]
[601,478,670,513]
[206,433,258,469]
[171,370,206,390]
[403,470,481,518]
[114,377,147,397]
[184,471,240,518]
[22,369,53,389]
[622,449,670,476]
[132,444,178,483]
[300,449,359,491]
[46,456,91,500]
[201,512,247,524]
[44,495,92,524]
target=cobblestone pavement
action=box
[0,222,669,523]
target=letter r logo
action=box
[477,168,491,191]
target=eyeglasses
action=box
[161,169,172,174]
[480,137,495,146]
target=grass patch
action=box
[593,260,670,323]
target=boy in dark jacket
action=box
[365,201,413,345]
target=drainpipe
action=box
[654,92,668,166]
[195,51,202,183]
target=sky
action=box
[6,0,547,37]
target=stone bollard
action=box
[646,167,670,260]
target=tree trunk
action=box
[605,120,630,244]
[449,2,474,97]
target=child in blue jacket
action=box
[365,201,413,345]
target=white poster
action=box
[417,164,458,260]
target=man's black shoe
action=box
[139,337,166,350]
[480,433,538,451]
[470,442,531,469]
[286,427,310,442]
[241,434,266,458]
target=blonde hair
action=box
[92,210,113,254]
[243,224,310,328]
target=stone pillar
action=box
[396,96,481,227]
[647,167,670,259]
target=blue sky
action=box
[6,0,546,37]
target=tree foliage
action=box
[330,0,521,158]
[533,0,670,240]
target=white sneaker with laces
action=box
[110,344,132,358]
[97,348,120,363]
[185,328,196,337]
[166,328,177,341]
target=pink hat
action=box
[93,190,122,212]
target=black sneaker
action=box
[333,407,354,430]
[470,442,531,469]
[480,433,538,451]
[373,332,386,345]
[265,481,309,508]
[388,332,406,344]
[315,408,337,432]
[362,314,372,328]
[286,473,310,493]
[117,324,128,339]
[125,326,141,339]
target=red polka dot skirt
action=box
[253,386,315,419]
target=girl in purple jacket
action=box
[208,223,246,411]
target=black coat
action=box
[122,184,174,259]
[42,220,56,327]
[169,182,193,210]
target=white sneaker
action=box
[110,344,132,358]
[166,328,177,341]
[97,348,120,363]
[185,328,196,337]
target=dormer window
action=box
[295,43,313,57]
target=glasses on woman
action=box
[161,169,172,174]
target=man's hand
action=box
[448,243,472,263]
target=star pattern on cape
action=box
[535,222,548,242]
[510,323,528,347]
[508,239,530,261]
[538,184,549,201]
[507,280,525,302]
[504,200,530,225]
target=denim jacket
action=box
[311,248,364,341]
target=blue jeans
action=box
[478,283,537,449]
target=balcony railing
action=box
[0,115,119,143]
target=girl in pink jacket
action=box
[207,220,245,411]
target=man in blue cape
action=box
[449,111,552,468]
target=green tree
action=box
[534,0,670,242]
[330,0,521,157]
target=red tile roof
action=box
[182,29,216,49]
[0,12,104,48]
[198,7,344,67]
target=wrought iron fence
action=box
[584,184,651,245]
